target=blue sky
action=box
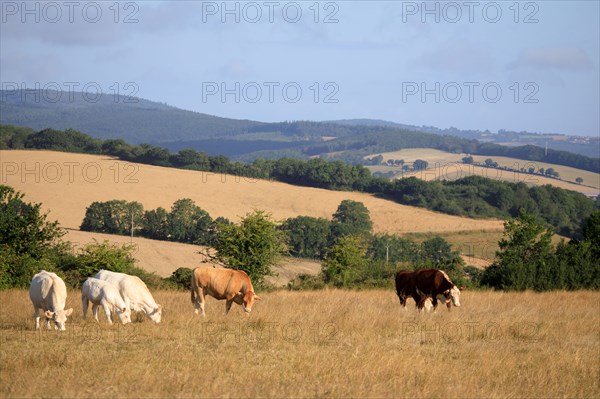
[1,1,599,136]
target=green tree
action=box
[322,235,367,287]
[80,200,144,235]
[169,267,194,290]
[73,240,136,277]
[0,185,67,288]
[481,211,554,290]
[171,149,210,170]
[281,216,331,259]
[420,236,461,265]
[413,159,429,170]
[368,234,420,263]
[167,199,213,244]
[462,156,474,164]
[330,200,373,240]
[209,210,287,286]
[576,177,583,184]
[142,207,169,240]
[0,185,66,258]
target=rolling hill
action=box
[1,150,505,276]
[2,90,598,167]
[366,148,600,197]
[1,150,503,233]
[0,89,265,143]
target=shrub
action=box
[169,267,194,290]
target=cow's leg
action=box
[398,295,407,309]
[225,299,234,315]
[197,288,206,317]
[398,290,409,309]
[193,287,204,316]
[92,304,100,323]
[44,312,52,330]
[412,293,422,310]
[416,296,429,314]
[82,297,88,321]
[33,307,40,330]
[102,302,113,325]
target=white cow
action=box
[29,270,73,331]
[82,278,131,325]
[94,270,162,323]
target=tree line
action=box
[2,125,597,238]
[2,184,598,292]
[481,210,599,290]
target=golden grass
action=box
[1,289,598,398]
[366,148,600,195]
[0,150,504,235]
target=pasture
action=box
[365,148,600,195]
[1,289,598,398]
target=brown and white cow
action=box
[191,267,261,317]
[395,268,461,312]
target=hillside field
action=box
[0,150,504,235]
[64,229,321,285]
[366,148,600,196]
[1,289,598,398]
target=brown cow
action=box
[395,268,461,312]
[191,267,261,317]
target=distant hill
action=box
[329,119,600,158]
[0,89,264,143]
[2,89,597,171]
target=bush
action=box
[169,267,194,290]
[287,273,326,290]
[209,210,287,286]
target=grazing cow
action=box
[191,267,261,317]
[395,270,435,312]
[94,270,162,323]
[82,278,131,325]
[395,268,461,312]
[29,271,73,331]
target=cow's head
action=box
[241,291,261,313]
[147,305,162,323]
[45,308,73,331]
[443,285,461,307]
[116,307,132,325]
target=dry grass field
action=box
[1,289,598,398]
[64,229,322,285]
[366,148,600,196]
[0,150,504,235]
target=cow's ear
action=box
[459,286,465,291]
[64,308,73,316]
[254,295,261,301]
[121,307,127,313]
[45,310,55,318]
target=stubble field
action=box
[0,150,504,234]
[365,148,600,196]
[1,289,598,398]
